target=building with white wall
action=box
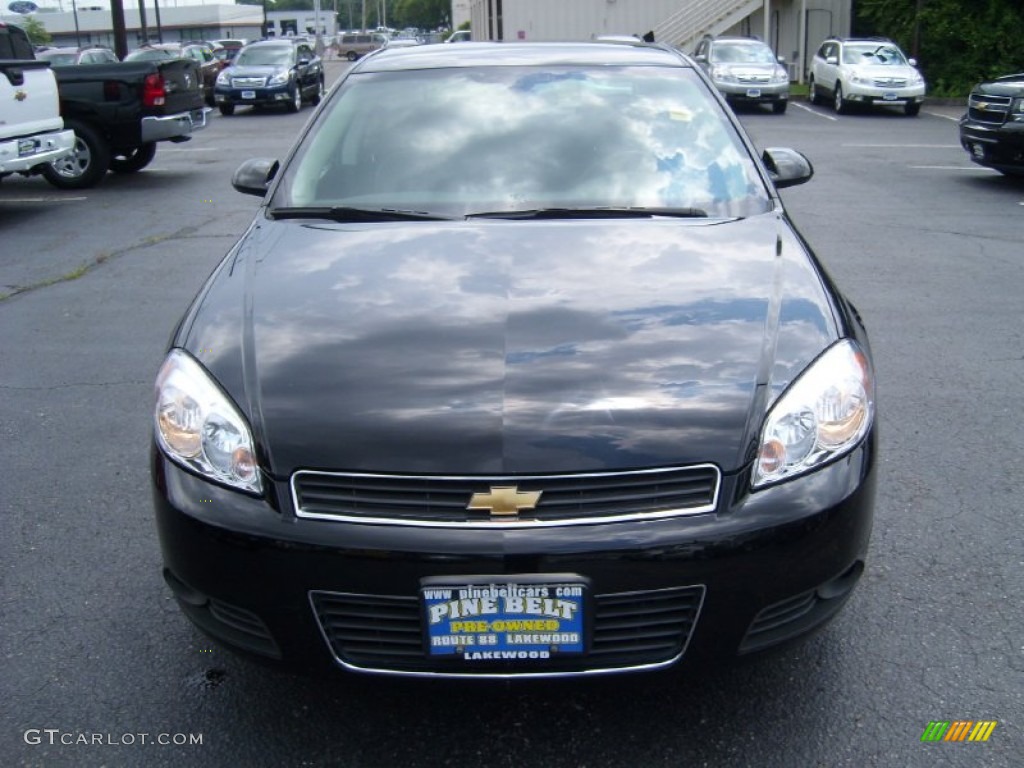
[0,5,263,48]
[465,0,853,82]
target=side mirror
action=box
[908,57,917,67]
[826,55,838,65]
[695,53,707,63]
[298,57,311,66]
[776,56,786,64]
[762,147,813,189]
[232,158,280,197]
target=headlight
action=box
[711,66,736,83]
[910,72,925,86]
[772,67,789,84]
[269,70,292,86]
[216,70,230,86]
[1011,98,1024,115]
[851,73,870,85]
[753,340,874,489]
[154,349,262,494]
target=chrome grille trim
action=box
[968,93,1012,125]
[290,465,721,528]
[231,77,266,88]
[310,584,705,678]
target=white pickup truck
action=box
[0,22,75,181]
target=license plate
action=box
[746,88,761,98]
[17,138,37,157]
[883,92,898,101]
[422,576,586,661]
[241,90,256,100]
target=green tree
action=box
[857,0,1024,95]
[391,0,450,30]
[21,16,52,46]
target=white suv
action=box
[809,37,925,116]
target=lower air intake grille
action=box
[311,585,704,676]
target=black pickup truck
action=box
[44,60,209,188]
[958,72,1024,177]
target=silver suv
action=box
[809,37,925,116]
[693,36,790,114]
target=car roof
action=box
[356,41,688,73]
[711,36,766,44]
[246,40,300,49]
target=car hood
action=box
[224,64,289,78]
[180,215,840,477]
[975,74,1024,96]
[846,64,920,81]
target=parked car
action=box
[0,22,75,182]
[36,46,119,66]
[125,42,222,106]
[334,32,388,60]
[45,58,209,189]
[692,35,789,114]
[445,30,472,43]
[213,39,323,115]
[209,38,245,62]
[153,41,876,679]
[958,72,1024,177]
[808,37,925,116]
[1,22,207,189]
[384,37,420,49]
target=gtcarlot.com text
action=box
[24,729,203,746]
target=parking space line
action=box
[843,143,959,148]
[792,102,837,121]
[0,196,88,203]
[925,110,961,121]
[909,165,998,171]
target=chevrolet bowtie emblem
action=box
[468,486,542,517]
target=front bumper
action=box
[843,83,925,106]
[0,129,75,174]
[714,81,789,103]
[959,119,1024,173]
[215,84,293,107]
[151,433,876,678]
[140,108,210,144]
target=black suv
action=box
[959,72,1024,177]
[213,40,324,115]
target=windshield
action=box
[125,48,177,61]
[711,43,777,65]
[38,51,78,65]
[235,47,293,67]
[843,44,908,66]
[276,66,771,218]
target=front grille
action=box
[737,74,771,84]
[292,465,720,527]
[231,76,266,88]
[311,585,704,676]
[968,93,1012,125]
[872,77,907,88]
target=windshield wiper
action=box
[269,206,455,222]
[465,206,708,220]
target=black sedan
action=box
[152,41,877,678]
[213,39,324,115]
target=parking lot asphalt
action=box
[1,67,1020,768]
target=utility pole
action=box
[137,0,148,44]
[111,0,128,59]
